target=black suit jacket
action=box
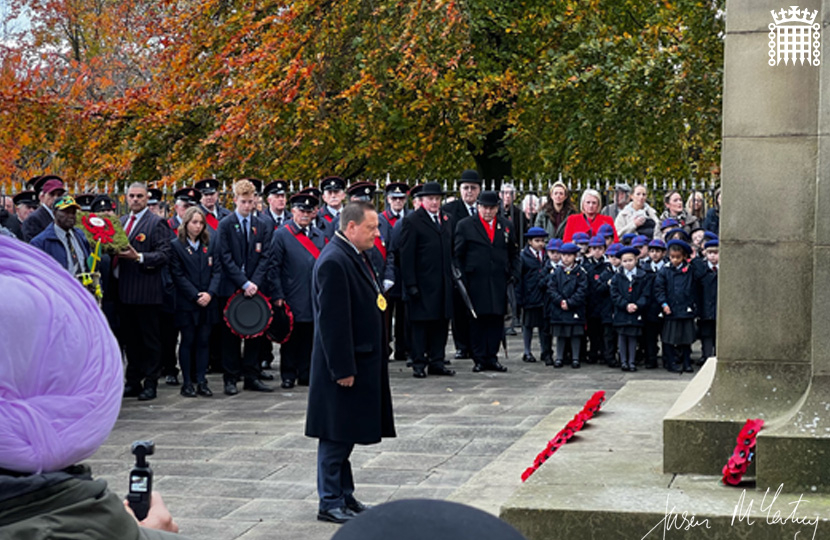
[22,206,53,242]
[454,215,519,316]
[118,211,171,305]
[398,208,454,321]
[169,239,221,325]
[216,213,274,297]
[441,199,476,237]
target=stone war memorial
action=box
[498,1,830,538]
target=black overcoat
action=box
[169,238,221,327]
[305,233,396,445]
[453,215,520,317]
[609,269,649,328]
[547,265,588,325]
[517,247,546,310]
[22,205,53,242]
[398,208,454,321]
[695,263,718,321]
[654,262,697,320]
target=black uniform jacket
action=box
[547,264,588,325]
[609,268,649,327]
[169,238,221,326]
[305,233,396,445]
[270,222,327,323]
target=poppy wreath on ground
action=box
[721,418,764,486]
[521,391,606,482]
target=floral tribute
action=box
[521,390,606,482]
[721,418,764,486]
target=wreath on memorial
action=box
[721,418,764,486]
[521,391,606,482]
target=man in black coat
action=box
[398,182,455,378]
[195,178,232,234]
[441,169,482,360]
[22,176,66,242]
[454,190,520,373]
[378,182,410,361]
[306,201,395,524]
[6,191,39,240]
[118,182,172,401]
[216,179,275,395]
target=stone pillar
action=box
[663,0,830,492]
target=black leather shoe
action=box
[258,370,275,381]
[260,360,272,370]
[412,367,427,378]
[317,507,356,524]
[297,379,309,387]
[683,365,694,373]
[666,365,682,373]
[244,378,274,392]
[489,361,508,372]
[506,328,518,336]
[621,365,630,372]
[427,366,455,376]
[346,500,371,514]
[571,361,580,369]
[522,353,537,363]
[645,363,658,370]
[123,385,141,398]
[197,381,213,396]
[137,387,157,401]
[224,381,239,395]
[472,363,485,373]
[553,360,563,368]
[180,384,197,398]
[165,374,179,386]
[281,379,296,389]
[454,350,470,360]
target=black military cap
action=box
[147,188,163,205]
[33,175,65,196]
[477,190,500,207]
[385,182,409,198]
[264,180,288,196]
[25,176,42,190]
[13,191,39,207]
[290,193,319,210]
[90,195,117,214]
[459,169,482,186]
[347,181,376,201]
[74,194,96,212]
[300,186,322,199]
[174,187,202,205]
[320,176,346,192]
[409,184,424,198]
[194,178,220,194]
[249,178,263,195]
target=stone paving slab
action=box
[87,337,692,540]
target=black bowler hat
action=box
[477,190,500,207]
[74,194,96,212]
[195,178,220,194]
[320,176,346,192]
[147,188,163,205]
[347,181,376,201]
[385,182,409,198]
[331,499,527,540]
[459,169,482,185]
[413,182,444,198]
[290,193,319,210]
[174,187,202,205]
[90,195,116,214]
[264,180,288,196]
[300,186,322,199]
[13,191,39,208]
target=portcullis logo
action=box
[769,6,820,66]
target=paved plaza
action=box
[88,336,692,540]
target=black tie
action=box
[469,206,477,216]
[276,216,282,227]
[433,215,441,229]
[242,218,249,254]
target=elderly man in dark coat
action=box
[306,201,396,524]
[454,190,520,373]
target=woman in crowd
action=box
[685,191,707,222]
[521,193,539,227]
[562,189,618,242]
[614,184,660,239]
[534,181,575,238]
[703,187,721,235]
[169,207,221,398]
[657,190,699,237]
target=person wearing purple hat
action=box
[640,238,667,370]
[548,242,587,368]
[696,239,719,366]
[620,232,637,246]
[610,246,650,371]
[655,239,696,373]
[597,223,615,246]
[0,236,184,538]
[22,175,66,242]
[584,235,613,365]
[631,234,650,261]
[518,227,551,364]
[663,227,691,243]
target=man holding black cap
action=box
[399,181,455,378]
[454,190,520,373]
[262,180,290,230]
[195,178,231,232]
[442,169,482,360]
[30,195,92,276]
[601,183,631,220]
[270,192,327,388]
[22,175,66,242]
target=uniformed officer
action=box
[317,176,347,236]
[454,190,519,373]
[333,182,387,292]
[167,187,202,231]
[74,194,96,213]
[22,176,66,242]
[6,191,39,239]
[270,192,327,388]
[262,180,291,230]
[147,188,167,219]
[195,178,232,232]
[378,182,410,362]
[300,186,333,238]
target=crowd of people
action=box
[0,171,723,394]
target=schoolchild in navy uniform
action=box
[169,206,221,397]
[548,242,587,369]
[572,232,590,260]
[659,218,680,241]
[621,233,637,246]
[655,239,697,373]
[541,238,562,365]
[640,238,667,369]
[696,239,719,366]
[632,235,650,262]
[517,227,551,364]
[606,243,623,271]
[690,226,706,259]
[600,242,621,367]
[610,246,650,372]
[584,235,611,364]
[598,223,615,247]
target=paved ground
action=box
[88,336,696,540]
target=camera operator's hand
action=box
[124,492,179,533]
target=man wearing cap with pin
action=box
[30,195,92,276]
[146,188,167,219]
[333,182,387,288]
[6,190,38,239]
[454,190,520,373]
[261,180,291,230]
[318,176,347,236]
[378,182,410,362]
[195,178,231,233]
[22,175,66,242]
[398,181,455,378]
[167,187,202,232]
[270,192,327,389]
